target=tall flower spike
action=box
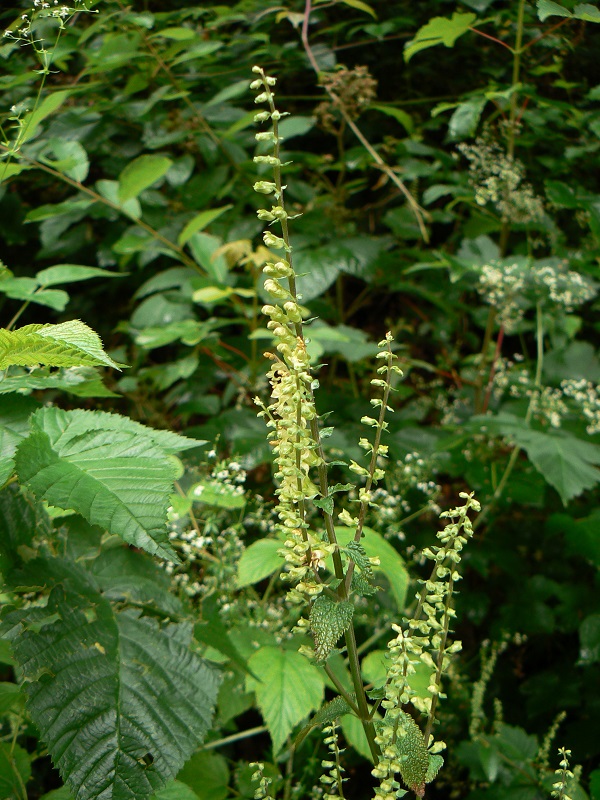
[251,68,328,602]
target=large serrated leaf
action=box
[14,408,196,561]
[0,321,121,370]
[0,395,39,485]
[310,596,354,662]
[1,587,220,800]
[246,647,324,753]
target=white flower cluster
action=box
[458,136,544,224]
[477,259,597,331]
[4,0,89,39]
[561,378,600,435]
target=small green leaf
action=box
[537,0,573,20]
[334,526,408,609]
[370,104,413,133]
[118,155,173,202]
[425,754,444,784]
[448,96,487,140]
[314,495,335,515]
[246,646,324,753]
[310,595,354,662]
[336,0,377,19]
[20,90,72,143]
[178,206,233,245]
[404,12,476,61]
[237,539,282,587]
[35,265,122,286]
[574,3,600,21]
[295,696,354,747]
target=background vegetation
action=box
[0,1,599,799]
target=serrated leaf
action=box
[310,595,354,662]
[118,155,172,203]
[395,712,429,794]
[496,418,600,504]
[404,12,476,62]
[334,526,408,610]
[425,754,444,783]
[237,538,282,587]
[1,587,220,800]
[314,495,335,515]
[14,407,200,561]
[295,696,354,748]
[345,540,374,578]
[246,647,324,753]
[0,321,122,370]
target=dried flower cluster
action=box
[315,66,377,132]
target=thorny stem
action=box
[300,0,430,243]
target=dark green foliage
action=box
[0,0,599,798]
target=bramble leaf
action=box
[404,12,476,62]
[1,587,220,800]
[0,321,122,370]
[15,407,201,561]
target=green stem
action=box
[323,664,360,716]
[474,302,544,530]
[200,726,268,751]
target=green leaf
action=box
[0,321,122,370]
[0,275,70,311]
[15,407,200,561]
[118,155,173,203]
[369,104,414,133]
[176,752,229,800]
[45,140,90,182]
[295,696,354,747]
[448,96,487,140]
[0,742,31,799]
[152,781,200,800]
[237,539,282,587]
[0,682,23,714]
[336,0,377,19]
[310,595,354,662]
[35,265,122,286]
[574,3,600,21]
[404,12,476,62]
[334,526,408,609]
[1,586,220,800]
[194,597,253,675]
[246,647,324,753]
[0,395,38,486]
[178,206,233,246]
[394,712,429,794]
[20,90,72,143]
[537,0,573,19]
[97,179,142,218]
[496,418,600,504]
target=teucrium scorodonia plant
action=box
[250,65,480,798]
